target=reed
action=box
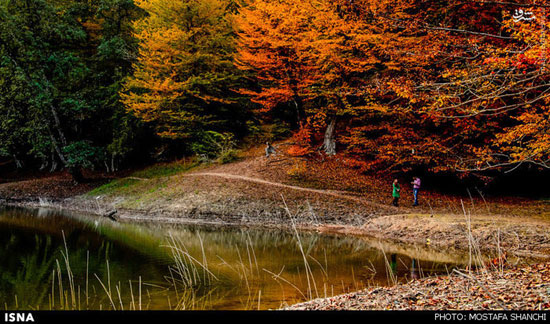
[281,195,319,300]
[162,232,218,289]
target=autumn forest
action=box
[1,0,550,185]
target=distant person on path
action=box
[392,179,400,207]
[411,177,421,206]
[265,142,276,158]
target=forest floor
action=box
[1,141,550,310]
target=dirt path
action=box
[116,168,401,212]
[98,170,550,259]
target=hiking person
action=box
[265,142,276,158]
[411,176,421,206]
[392,179,400,207]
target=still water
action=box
[0,206,466,310]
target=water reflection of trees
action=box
[0,207,464,310]
[0,226,163,309]
[0,235,55,308]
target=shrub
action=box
[217,149,240,164]
[192,131,239,164]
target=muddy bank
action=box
[2,154,550,311]
[4,194,550,311]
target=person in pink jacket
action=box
[411,177,421,206]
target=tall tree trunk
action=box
[49,106,87,183]
[49,151,58,173]
[292,98,301,124]
[322,116,337,156]
[49,130,84,183]
[111,152,117,172]
[50,103,67,147]
[49,132,67,165]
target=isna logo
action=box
[4,313,35,323]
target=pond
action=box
[0,206,467,310]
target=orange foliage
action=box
[333,0,550,173]
[236,0,383,154]
[125,0,550,174]
[287,125,314,157]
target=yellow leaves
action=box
[353,104,389,113]
[388,79,416,101]
[120,0,240,140]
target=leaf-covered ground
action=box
[287,263,550,310]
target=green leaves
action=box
[63,141,102,169]
[0,0,150,174]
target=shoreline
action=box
[285,262,550,310]
[2,193,549,261]
[2,191,550,311]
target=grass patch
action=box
[88,178,141,196]
[131,160,199,179]
[87,160,199,197]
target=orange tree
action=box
[235,0,383,155]
[422,3,550,172]
[387,0,550,173]
[335,0,549,175]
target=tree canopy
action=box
[2,0,550,183]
